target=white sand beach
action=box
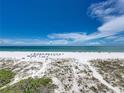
[0,52,124,62]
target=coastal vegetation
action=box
[90,59,124,91]
[0,69,15,87]
[0,56,124,93]
[1,77,55,93]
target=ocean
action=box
[0,46,124,52]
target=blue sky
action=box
[0,0,124,46]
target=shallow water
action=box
[0,46,124,52]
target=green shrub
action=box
[0,69,15,87]
[1,77,55,93]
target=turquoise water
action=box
[0,46,124,52]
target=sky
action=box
[0,0,124,46]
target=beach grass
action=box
[0,69,15,88]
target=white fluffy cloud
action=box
[48,33,87,40]
[84,0,124,41]
[85,15,124,40]
[89,0,124,22]
[98,15,124,34]
[0,38,69,46]
[0,39,50,46]
[49,40,68,45]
